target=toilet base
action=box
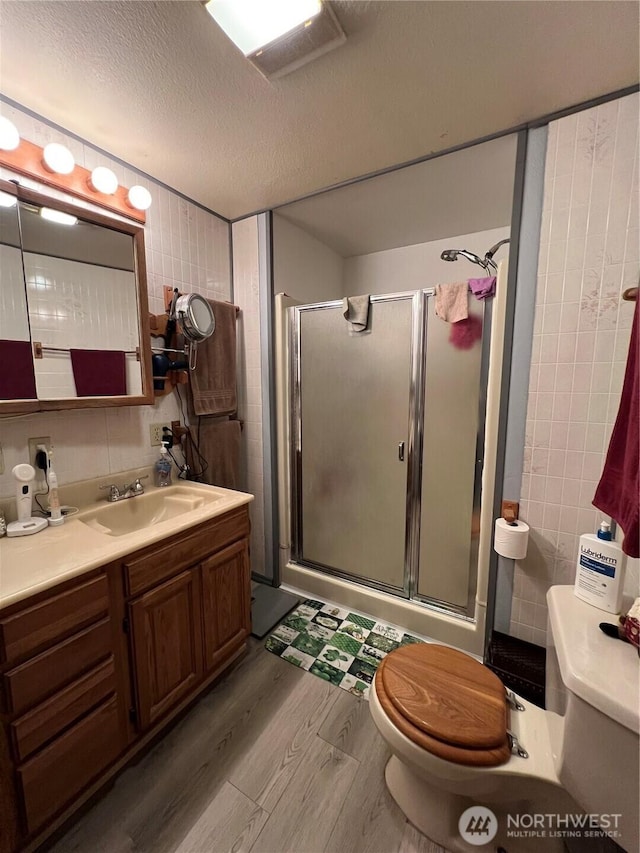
[385,755,566,853]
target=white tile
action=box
[561,478,582,508]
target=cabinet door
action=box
[129,569,202,730]
[201,540,250,673]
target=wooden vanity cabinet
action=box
[0,504,251,853]
[0,570,126,848]
[201,539,251,673]
[129,568,203,730]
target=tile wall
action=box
[0,244,29,340]
[512,93,639,644]
[24,255,140,398]
[0,101,231,498]
[232,217,266,578]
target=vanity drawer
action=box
[18,694,122,835]
[0,574,109,666]
[10,656,116,762]
[123,507,250,596]
[3,617,112,715]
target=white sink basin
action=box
[77,485,226,537]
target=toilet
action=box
[369,586,640,853]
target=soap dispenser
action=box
[155,444,172,487]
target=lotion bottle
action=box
[574,520,626,613]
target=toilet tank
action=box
[547,587,639,853]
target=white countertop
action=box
[0,482,253,609]
[548,586,639,734]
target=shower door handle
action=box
[398,441,405,462]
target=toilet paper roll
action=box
[494,517,530,560]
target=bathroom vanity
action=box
[0,484,253,853]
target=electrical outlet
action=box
[149,423,170,446]
[28,436,52,473]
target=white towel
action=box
[342,295,370,332]
[435,283,469,323]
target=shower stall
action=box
[288,283,497,622]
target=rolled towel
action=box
[434,282,468,323]
[342,294,370,332]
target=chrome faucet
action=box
[99,475,149,502]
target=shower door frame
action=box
[408,290,493,620]
[290,291,423,599]
[289,288,491,621]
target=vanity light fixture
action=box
[0,116,20,151]
[40,207,78,226]
[0,190,17,207]
[203,0,345,79]
[127,185,152,211]
[42,143,75,175]
[89,166,118,195]
[0,138,148,224]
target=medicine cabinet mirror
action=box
[0,179,152,414]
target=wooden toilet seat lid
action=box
[379,644,508,750]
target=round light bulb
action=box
[90,166,118,195]
[0,116,20,151]
[127,185,152,211]
[42,143,75,175]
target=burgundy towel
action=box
[0,339,37,399]
[593,299,639,557]
[70,349,127,397]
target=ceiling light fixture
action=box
[205,0,322,55]
[0,116,20,151]
[203,0,344,79]
[127,185,152,211]
[42,143,75,175]
[89,166,118,195]
[40,207,78,226]
[0,190,17,207]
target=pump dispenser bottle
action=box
[155,444,172,487]
[574,520,627,613]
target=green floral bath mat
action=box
[264,598,423,700]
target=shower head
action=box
[440,248,485,267]
[440,238,510,273]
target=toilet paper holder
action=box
[501,499,519,526]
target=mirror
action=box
[0,179,152,413]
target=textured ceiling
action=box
[0,1,638,220]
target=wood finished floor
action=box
[50,639,446,853]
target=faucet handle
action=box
[132,475,149,494]
[99,483,120,500]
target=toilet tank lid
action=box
[547,586,639,734]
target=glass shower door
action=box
[292,295,415,592]
[416,294,487,612]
